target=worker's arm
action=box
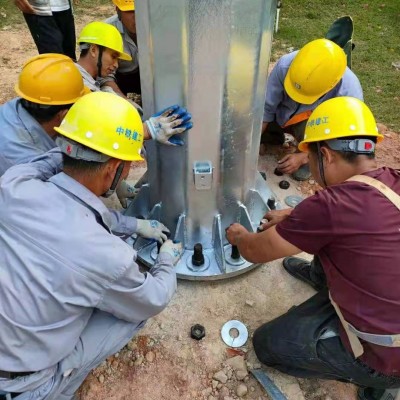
[226,223,301,263]
[14,0,35,14]
[97,241,182,322]
[263,57,287,124]
[102,79,126,98]
[0,148,62,184]
[107,210,169,243]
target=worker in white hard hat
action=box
[228,97,400,400]
[261,39,363,181]
[0,92,182,400]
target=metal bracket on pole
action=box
[213,214,226,274]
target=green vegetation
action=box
[273,0,400,131]
[0,0,399,130]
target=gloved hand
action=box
[136,219,170,243]
[116,180,139,209]
[158,240,183,265]
[145,105,193,146]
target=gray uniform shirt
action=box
[0,150,176,372]
[100,15,139,86]
[0,98,56,172]
[263,51,364,126]
[75,63,101,92]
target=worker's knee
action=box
[252,321,282,366]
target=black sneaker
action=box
[282,257,325,291]
[357,388,386,400]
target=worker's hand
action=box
[14,0,35,14]
[225,223,248,246]
[259,209,292,230]
[145,105,193,146]
[136,219,170,243]
[158,240,183,265]
[277,153,308,175]
[116,180,139,209]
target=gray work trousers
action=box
[0,310,144,400]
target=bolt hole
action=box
[229,328,239,338]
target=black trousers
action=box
[115,69,142,96]
[253,286,400,389]
[23,6,76,60]
[260,120,307,145]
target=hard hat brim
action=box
[15,83,91,105]
[117,4,135,11]
[54,125,143,162]
[119,51,132,61]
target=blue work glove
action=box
[145,105,193,146]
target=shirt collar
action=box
[15,99,56,148]
[48,172,113,229]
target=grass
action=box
[273,0,400,131]
[0,0,399,130]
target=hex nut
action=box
[279,180,290,190]
[274,167,283,176]
[190,324,206,340]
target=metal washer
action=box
[224,246,245,266]
[284,195,304,208]
[221,320,248,348]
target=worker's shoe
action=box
[357,388,386,400]
[292,163,311,181]
[283,257,326,291]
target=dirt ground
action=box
[1,7,400,400]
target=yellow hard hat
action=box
[299,97,383,152]
[284,39,347,105]
[78,21,132,61]
[112,0,134,11]
[15,54,90,105]
[54,92,143,161]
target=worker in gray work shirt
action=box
[0,92,182,400]
[261,39,363,181]
[102,0,141,96]
[0,53,193,207]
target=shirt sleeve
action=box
[276,190,334,255]
[1,148,63,183]
[98,72,116,86]
[337,68,364,101]
[107,210,138,236]
[97,253,177,323]
[263,57,287,123]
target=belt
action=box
[0,370,33,380]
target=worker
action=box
[0,91,182,400]
[261,39,363,181]
[75,21,189,141]
[76,20,142,114]
[0,53,192,207]
[13,0,76,59]
[227,97,400,400]
[102,0,141,96]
